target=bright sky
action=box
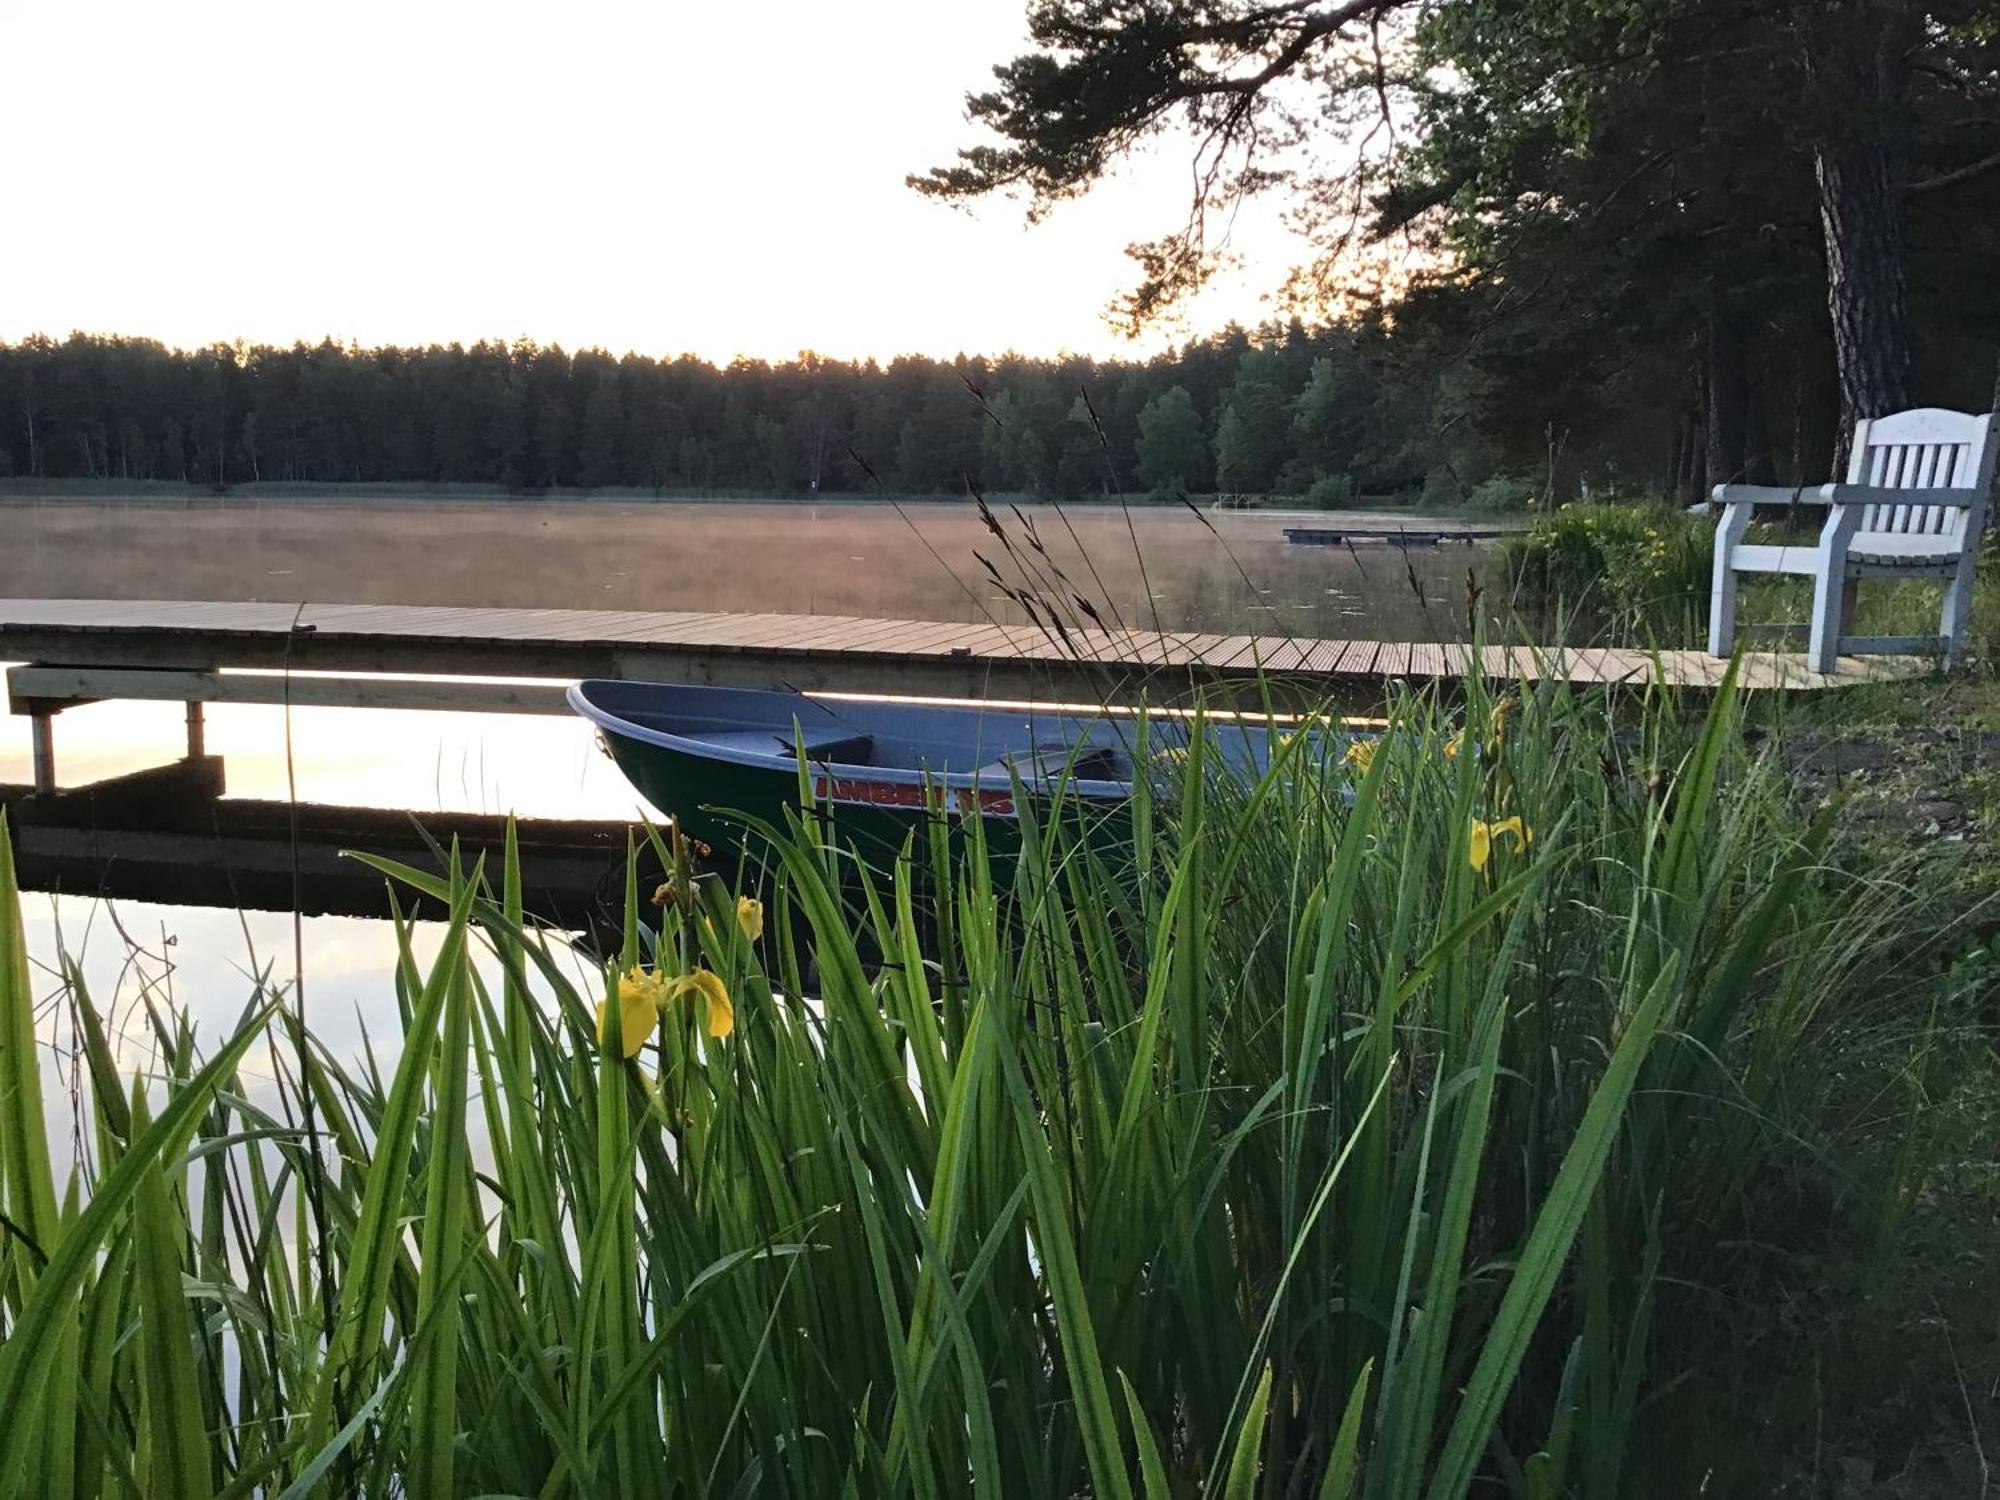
[0,0,1307,362]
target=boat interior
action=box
[572,680,1248,788]
[684,716,1135,786]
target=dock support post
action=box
[186,700,206,759]
[31,710,56,794]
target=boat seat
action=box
[969,742,1119,783]
[702,728,873,764]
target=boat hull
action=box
[572,680,1140,873]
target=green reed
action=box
[0,664,1944,1498]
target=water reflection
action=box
[3,693,640,1060]
[0,694,632,815]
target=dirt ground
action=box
[0,495,1502,639]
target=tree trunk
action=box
[1743,380,1776,486]
[1680,403,1709,506]
[1670,398,1705,506]
[1705,312,1750,486]
[1817,137,1915,427]
[1687,350,1711,504]
[1809,4,1920,437]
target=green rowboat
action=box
[567,679,1291,868]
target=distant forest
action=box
[0,324,1457,505]
[8,277,2000,514]
[6,293,1997,512]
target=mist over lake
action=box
[0,493,1502,639]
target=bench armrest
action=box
[1709,483,1827,508]
[1818,483,1984,510]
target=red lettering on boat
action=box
[813,776,1014,818]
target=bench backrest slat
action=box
[1848,409,1999,543]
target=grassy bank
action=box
[0,670,1991,1497]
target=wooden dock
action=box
[0,597,1933,698]
[0,598,1937,794]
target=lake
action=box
[2,494,1507,1093]
[1,698,637,1110]
[0,493,1505,637]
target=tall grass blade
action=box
[303,863,481,1465]
[127,1085,217,1500]
[1429,959,1682,1500]
[0,1005,272,1438]
[1318,1359,1373,1500]
[409,926,476,1499]
[0,814,58,1285]
[1221,1364,1273,1500]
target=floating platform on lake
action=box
[0,595,1936,796]
[1283,525,1514,547]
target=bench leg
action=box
[186,700,206,759]
[1940,551,1978,671]
[1707,560,1738,657]
[1808,564,1848,674]
[1808,506,1862,675]
[1707,504,1750,658]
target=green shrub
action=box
[1504,500,1713,644]
[1302,469,1356,509]
[1465,472,1538,511]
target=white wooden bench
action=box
[1708,408,1997,672]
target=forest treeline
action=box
[0,324,1478,504]
[6,268,1996,508]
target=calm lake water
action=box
[0,493,1505,637]
[2,698,631,1111]
[3,495,1508,1095]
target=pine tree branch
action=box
[1912,145,2000,194]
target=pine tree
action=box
[533,396,575,488]
[1214,353,1290,494]
[1134,385,1206,495]
[1290,353,1368,487]
[577,372,625,488]
[980,389,1053,494]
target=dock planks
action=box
[0,598,1936,702]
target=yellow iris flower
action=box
[1345,740,1376,774]
[736,895,764,941]
[668,969,735,1039]
[1468,815,1532,872]
[596,963,736,1053]
[598,966,668,1058]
